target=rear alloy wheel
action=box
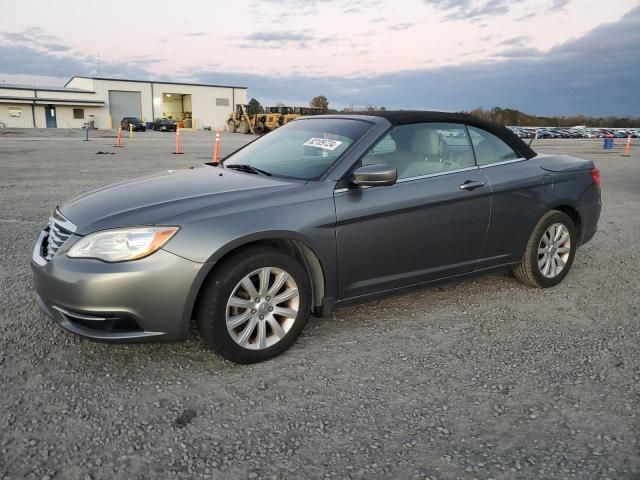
[514,210,577,288]
[537,223,571,278]
[197,247,311,363]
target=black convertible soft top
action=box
[350,110,537,160]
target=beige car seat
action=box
[399,128,445,178]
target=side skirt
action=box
[332,261,521,310]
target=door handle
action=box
[459,180,485,191]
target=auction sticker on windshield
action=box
[303,138,343,151]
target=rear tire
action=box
[227,120,236,133]
[197,246,311,364]
[513,210,577,288]
[238,120,249,134]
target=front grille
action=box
[42,209,76,261]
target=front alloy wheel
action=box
[226,267,299,350]
[197,246,311,363]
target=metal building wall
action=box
[0,103,35,128]
[83,79,153,128]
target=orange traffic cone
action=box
[623,135,632,157]
[212,129,221,165]
[173,127,184,155]
[114,126,124,147]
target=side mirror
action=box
[352,164,397,187]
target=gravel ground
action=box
[0,129,639,480]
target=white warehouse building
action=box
[0,76,247,130]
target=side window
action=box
[467,126,519,165]
[362,123,475,180]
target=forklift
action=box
[227,105,324,135]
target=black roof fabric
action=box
[350,110,536,159]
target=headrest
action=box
[411,128,441,159]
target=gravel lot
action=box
[1,129,639,480]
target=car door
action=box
[466,125,551,269]
[334,122,491,300]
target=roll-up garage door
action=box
[108,90,142,126]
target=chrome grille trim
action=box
[51,208,77,233]
[43,209,77,261]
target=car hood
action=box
[59,166,301,234]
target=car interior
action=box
[363,124,481,179]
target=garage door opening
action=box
[109,90,142,129]
[161,93,193,129]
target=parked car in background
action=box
[153,117,177,132]
[536,129,556,138]
[31,111,602,363]
[120,117,146,131]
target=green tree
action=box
[247,98,264,115]
[310,95,330,113]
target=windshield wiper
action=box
[224,164,272,176]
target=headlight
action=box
[67,226,179,262]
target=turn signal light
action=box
[590,168,601,187]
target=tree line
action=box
[247,96,386,115]
[248,98,640,127]
[463,107,640,127]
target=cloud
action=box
[0,29,155,80]
[515,12,536,21]
[191,6,640,116]
[0,27,71,53]
[2,7,639,117]
[547,0,570,13]
[389,23,415,31]
[424,0,526,20]
[250,0,380,18]
[183,32,208,37]
[496,47,543,58]
[234,30,322,49]
[236,30,342,50]
[499,35,531,46]
[245,31,315,43]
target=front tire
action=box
[238,120,250,134]
[227,120,236,133]
[514,210,577,288]
[197,246,311,364]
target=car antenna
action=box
[528,130,538,147]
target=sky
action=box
[1,0,639,116]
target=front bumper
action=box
[31,234,204,342]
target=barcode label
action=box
[303,137,343,151]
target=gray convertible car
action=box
[31,111,601,363]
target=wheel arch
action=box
[548,202,582,242]
[186,234,328,333]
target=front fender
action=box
[164,188,339,328]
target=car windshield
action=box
[223,118,373,180]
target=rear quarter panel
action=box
[479,154,598,267]
[479,159,553,267]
